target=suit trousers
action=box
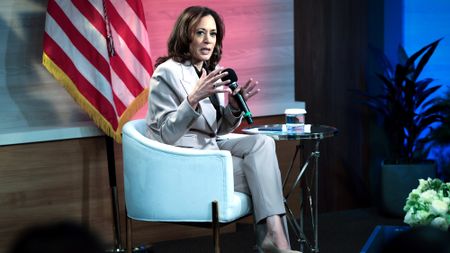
[217,134,290,250]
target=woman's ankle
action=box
[265,218,290,249]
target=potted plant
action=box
[360,38,450,216]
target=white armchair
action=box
[122,119,252,253]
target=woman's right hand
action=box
[187,68,230,109]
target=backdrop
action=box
[0,0,302,145]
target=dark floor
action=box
[147,208,405,253]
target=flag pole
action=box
[102,2,123,248]
[105,136,153,253]
[105,136,125,252]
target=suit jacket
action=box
[146,59,243,149]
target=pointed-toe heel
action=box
[261,238,301,253]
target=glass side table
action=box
[243,124,338,252]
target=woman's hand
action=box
[228,78,260,111]
[187,68,230,109]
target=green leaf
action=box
[416,84,441,108]
[398,45,409,66]
[411,39,442,81]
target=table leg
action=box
[284,139,321,252]
[313,140,320,252]
[299,185,304,253]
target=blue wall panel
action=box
[404,0,450,90]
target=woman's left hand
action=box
[228,78,260,110]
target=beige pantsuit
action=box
[146,59,288,250]
[217,135,285,223]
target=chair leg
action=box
[126,212,132,253]
[212,201,220,253]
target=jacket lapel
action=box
[179,62,217,131]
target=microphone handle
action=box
[229,82,253,124]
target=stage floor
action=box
[149,208,405,253]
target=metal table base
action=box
[283,140,320,252]
[243,124,338,253]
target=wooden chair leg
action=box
[126,212,132,253]
[212,201,220,253]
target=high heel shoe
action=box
[261,238,302,253]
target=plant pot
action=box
[380,160,436,217]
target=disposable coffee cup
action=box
[284,108,306,133]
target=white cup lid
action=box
[284,108,306,115]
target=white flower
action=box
[431,199,448,216]
[417,178,428,191]
[420,189,437,203]
[403,178,450,231]
[430,217,449,231]
[411,189,421,195]
[415,210,431,224]
[443,197,450,205]
[404,209,413,224]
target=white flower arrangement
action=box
[404,178,450,231]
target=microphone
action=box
[222,68,253,124]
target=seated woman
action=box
[145,6,300,253]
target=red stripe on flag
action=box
[113,99,126,116]
[68,1,127,118]
[112,88,127,116]
[110,56,144,97]
[105,0,153,74]
[43,33,118,129]
[72,0,107,37]
[125,0,147,29]
[47,1,112,84]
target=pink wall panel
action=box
[138,0,301,118]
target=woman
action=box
[145,6,299,253]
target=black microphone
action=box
[222,68,253,124]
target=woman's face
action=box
[189,15,217,68]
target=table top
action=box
[242,124,338,141]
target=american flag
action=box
[42,0,152,142]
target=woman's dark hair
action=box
[155,6,225,72]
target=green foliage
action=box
[361,39,450,164]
